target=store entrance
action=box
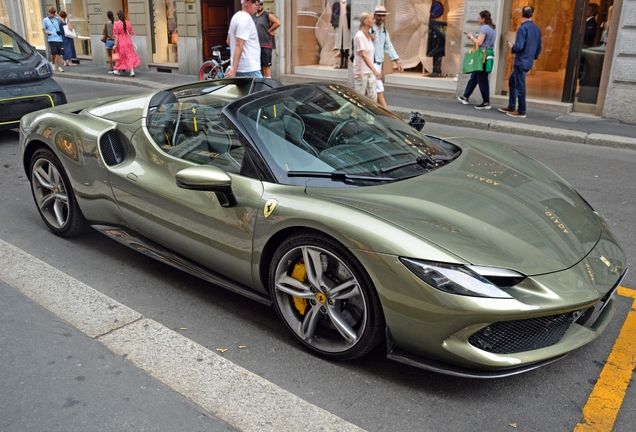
[201,0,234,61]
[498,0,613,110]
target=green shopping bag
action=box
[485,49,495,73]
[462,44,484,74]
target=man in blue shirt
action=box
[42,7,65,72]
[498,6,542,118]
[371,6,403,109]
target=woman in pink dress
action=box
[112,10,141,77]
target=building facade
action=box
[2,0,633,123]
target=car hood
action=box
[305,138,601,275]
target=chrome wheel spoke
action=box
[38,193,56,210]
[300,306,322,341]
[276,276,314,299]
[33,166,54,190]
[302,246,324,288]
[328,279,360,301]
[326,308,357,343]
[53,198,67,226]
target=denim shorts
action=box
[105,39,114,49]
[235,70,263,78]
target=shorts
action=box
[354,72,377,102]
[374,63,385,93]
[48,41,64,56]
[260,48,272,67]
[236,70,263,78]
[105,39,115,49]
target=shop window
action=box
[25,0,45,50]
[58,0,91,57]
[290,1,465,86]
[0,0,9,27]
[151,0,178,64]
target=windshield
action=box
[236,84,460,186]
[0,26,34,62]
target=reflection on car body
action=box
[19,78,627,378]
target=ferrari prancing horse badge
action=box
[264,199,278,219]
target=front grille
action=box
[468,312,578,354]
[0,95,53,122]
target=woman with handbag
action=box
[458,10,496,109]
[58,11,76,67]
[103,11,116,74]
[112,10,141,77]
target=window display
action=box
[0,0,9,27]
[291,0,465,85]
[25,0,45,50]
[58,0,90,56]
[151,0,178,64]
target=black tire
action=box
[269,231,385,360]
[29,148,90,237]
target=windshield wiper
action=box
[380,151,460,174]
[287,170,395,182]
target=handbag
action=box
[101,25,108,43]
[112,51,120,61]
[485,49,495,73]
[63,23,77,39]
[462,43,485,74]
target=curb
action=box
[390,107,636,150]
[58,71,174,89]
[0,238,365,432]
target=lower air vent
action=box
[468,312,578,354]
[100,130,126,166]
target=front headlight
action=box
[400,258,526,299]
[35,57,52,77]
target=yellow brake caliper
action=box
[290,259,309,315]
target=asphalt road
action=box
[1,78,635,432]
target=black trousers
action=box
[463,69,490,103]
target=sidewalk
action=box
[55,62,636,150]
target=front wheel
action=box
[199,61,220,81]
[269,231,385,360]
[29,148,89,237]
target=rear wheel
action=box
[199,62,219,81]
[29,148,89,237]
[269,231,385,360]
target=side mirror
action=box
[409,111,425,131]
[175,166,237,207]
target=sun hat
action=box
[374,5,389,15]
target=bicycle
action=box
[198,45,230,80]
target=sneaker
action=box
[130,72,135,77]
[57,66,64,72]
[506,111,526,118]
[107,70,115,74]
[498,107,515,113]
[475,102,491,110]
[112,70,120,75]
[457,96,469,105]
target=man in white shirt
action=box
[225,0,262,78]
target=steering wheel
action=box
[327,118,356,148]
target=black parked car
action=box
[0,24,66,131]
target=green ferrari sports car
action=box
[19,78,627,378]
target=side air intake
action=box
[99,130,126,166]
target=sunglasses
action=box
[248,0,259,4]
